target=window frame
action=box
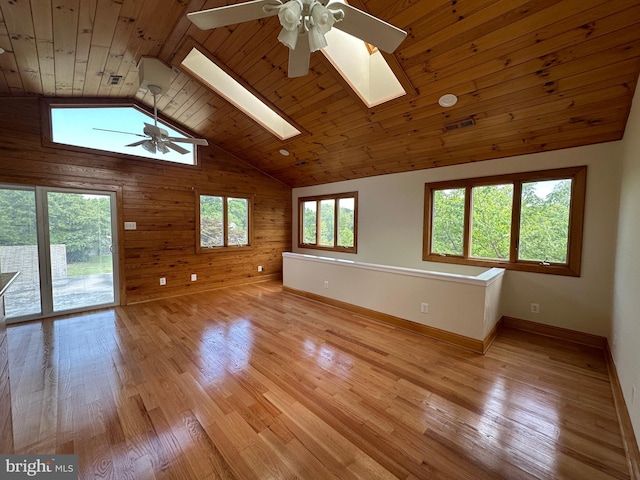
[298,192,358,253]
[423,166,586,276]
[42,98,202,168]
[196,191,253,253]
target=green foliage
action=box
[431,188,465,255]
[200,195,224,247]
[302,199,355,248]
[200,195,249,247]
[0,189,38,246]
[302,201,317,244]
[519,180,570,263]
[431,180,572,264]
[227,198,249,245]
[471,184,513,260]
[338,207,354,247]
[47,192,112,263]
[0,189,112,265]
[319,200,335,246]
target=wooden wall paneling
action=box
[0,97,291,306]
[2,0,640,187]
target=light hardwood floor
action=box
[7,281,633,479]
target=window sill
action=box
[298,244,357,254]
[423,254,579,277]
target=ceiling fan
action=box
[94,84,209,155]
[187,0,407,78]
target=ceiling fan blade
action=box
[165,141,190,155]
[327,2,407,53]
[187,0,282,30]
[288,33,310,78]
[93,128,147,138]
[125,140,147,147]
[166,137,209,146]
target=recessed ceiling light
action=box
[438,94,458,108]
[279,149,290,156]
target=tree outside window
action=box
[299,192,357,253]
[198,194,251,250]
[423,167,585,276]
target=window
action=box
[321,1,406,108]
[423,167,586,276]
[299,192,357,252]
[197,193,251,250]
[180,47,301,140]
[48,104,198,165]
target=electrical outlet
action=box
[190,274,197,281]
[421,303,429,314]
[323,281,329,289]
[530,303,540,314]
[633,385,637,405]
[258,266,263,272]
[159,277,166,286]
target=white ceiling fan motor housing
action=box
[138,57,171,94]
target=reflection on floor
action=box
[7,280,632,479]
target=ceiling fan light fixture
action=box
[308,26,328,52]
[310,2,336,35]
[157,142,170,154]
[278,0,303,30]
[141,140,157,154]
[278,26,300,49]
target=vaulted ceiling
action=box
[1,0,639,187]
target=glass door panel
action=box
[0,187,42,318]
[47,191,116,312]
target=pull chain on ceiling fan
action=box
[187,0,407,77]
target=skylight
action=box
[50,106,197,165]
[322,17,406,107]
[181,48,301,141]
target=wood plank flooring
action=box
[6,280,631,479]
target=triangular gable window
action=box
[50,105,198,165]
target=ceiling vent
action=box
[444,117,476,131]
[107,74,122,86]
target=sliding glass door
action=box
[0,185,119,321]
[0,187,42,318]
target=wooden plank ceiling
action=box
[1,0,639,187]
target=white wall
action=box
[293,142,622,337]
[283,253,504,341]
[613,86,640,441]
